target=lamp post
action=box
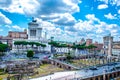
[49,71,53,80]
[92,71,94,76]
[103,69,106,80]
[74,72,76,79]
[50,76,51,80]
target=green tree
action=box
[20,41,27,50]
[14,41,45,52]
[87,44,97,53]
[48,41,59,53]
[0,44,8,52]
[35,42,41,51]
[66,52,72,62]
[80,42,86,46]
[87,44,97,65]
[28,42,36,49]
[27,50,34,58]
[22,41,28,50]
[14,41,21,52]
[0,43,8,56]
[0,41,2,44]
[41,44,46,51]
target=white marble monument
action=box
[28,18,42,40]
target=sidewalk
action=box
[30,71,75,80]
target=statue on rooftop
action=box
[32,17,37,22]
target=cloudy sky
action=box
[0,0,120,42]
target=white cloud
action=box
[20,0,40,15]
[104,13,116,19]
[118,10,120,14]
[0,0,12,8]
[0,0,80,15]
[98,4,108,9]
[117,0,120,6]
[5,25,11,28]
[60,14,120,41]
[0,0,79,26]
[110,0,120,6]
[85,14,99,21]
[35,18,62,39]
[35,18,77,41]
[97,0,120,6]
[97,0,108,4]
[74,20,94,32]
[62,0,80,13]
[0,0,120,42]
[51,13,76,26]
[5,0,24,14]
[37,0,80,15]
[0,0,39,14]
[96,28,103,33]
[36,18,55,30]
[0,12,12,25]
[64,14,120,41]
[37,0,79,26]
[12,25,25,31]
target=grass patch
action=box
[0,69,4,75]
[0,63,65,79]
[0,73,8,79]
[30,64,64,78]
[0,69,4,73]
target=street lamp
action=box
[74,72,76,79]
[50,76,51,80]
[103,69,106,80]
[49,71,53,80]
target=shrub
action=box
[27,50,34,58]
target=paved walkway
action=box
[30,71,75,80]
[30,62,120,80]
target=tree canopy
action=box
[27,50,34,58]
[66,52,72,61]
[48,41,69,48]
[87,44,97,49]
[0,43,8,52]
[48,41,97,49]
[14,41,46,47]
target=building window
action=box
[30,30,36,36]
